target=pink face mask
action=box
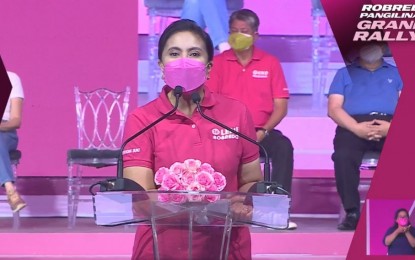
[163,58,207,93]
[398,217,409,226]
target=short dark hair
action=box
[158,19,214,62]
[393,208,410,228]
[229,9,260,32]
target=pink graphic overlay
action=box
[0,56,12,116]
[320,0,415,259]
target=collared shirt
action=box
[206,47,289,128]
[123,86,257,259]
[329,61,403,115]
[123,86,259,192]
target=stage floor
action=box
[0,216,352,259]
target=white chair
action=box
[67,86,130,228]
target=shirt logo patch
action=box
[388,78,393,83]
[122,148,141,155]
[252,70,269,79]
[211,127,240,140]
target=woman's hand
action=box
[396,225,408,234]
[403,225,412,233]
[230,195,253,222]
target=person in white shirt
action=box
[0,71,26,212]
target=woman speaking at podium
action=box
[122,19,263,260]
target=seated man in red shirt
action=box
[206,9,295,229]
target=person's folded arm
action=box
[384,227,403,246]
[384,230,399,246]
[327,94,359,131]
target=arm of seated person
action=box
[238,158,263,193]
[405,226,415,247]
[328,94,377,140]
[0,98,23,132]
[257,98,288,142]
[384,226,402,246]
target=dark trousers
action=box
[332,114,392,214]
[259,129,294,193]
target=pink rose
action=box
[181,171,196,187]
[198,163,214,174]
[204,194,220,203]
[169,162,186,177]
[158,193,171,203]
[212,172,226,191]
[160,173,182,190]
[206,184,218,191]
[186,182,205,192]
[195,171,214,189]
[170,193,187,204]
[184,159,202,173]
[189,195,203,202]
[154,167,170,185]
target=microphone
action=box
[191,92,289,195]
[90,86,184,194]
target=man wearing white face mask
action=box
[328,42,403,231]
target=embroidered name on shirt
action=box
[122,148,141,155]
[211,127,240,140]
[252,70,269,78]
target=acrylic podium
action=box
[93,190,290,260]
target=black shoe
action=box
[337,212,359,231]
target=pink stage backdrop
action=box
[0,0,138,177]
[368,199,415,255]
[138,0,317,35]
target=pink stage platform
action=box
[0,115,367,259]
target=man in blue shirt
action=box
[328,42,403,230]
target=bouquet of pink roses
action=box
[154,159,227,203]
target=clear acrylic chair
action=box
[144,0,243,101]
[310,0,339,108]
[144,0,184,101]
[67,86,130,228]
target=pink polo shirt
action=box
[123,86,259,260]
[206,47,289,128]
